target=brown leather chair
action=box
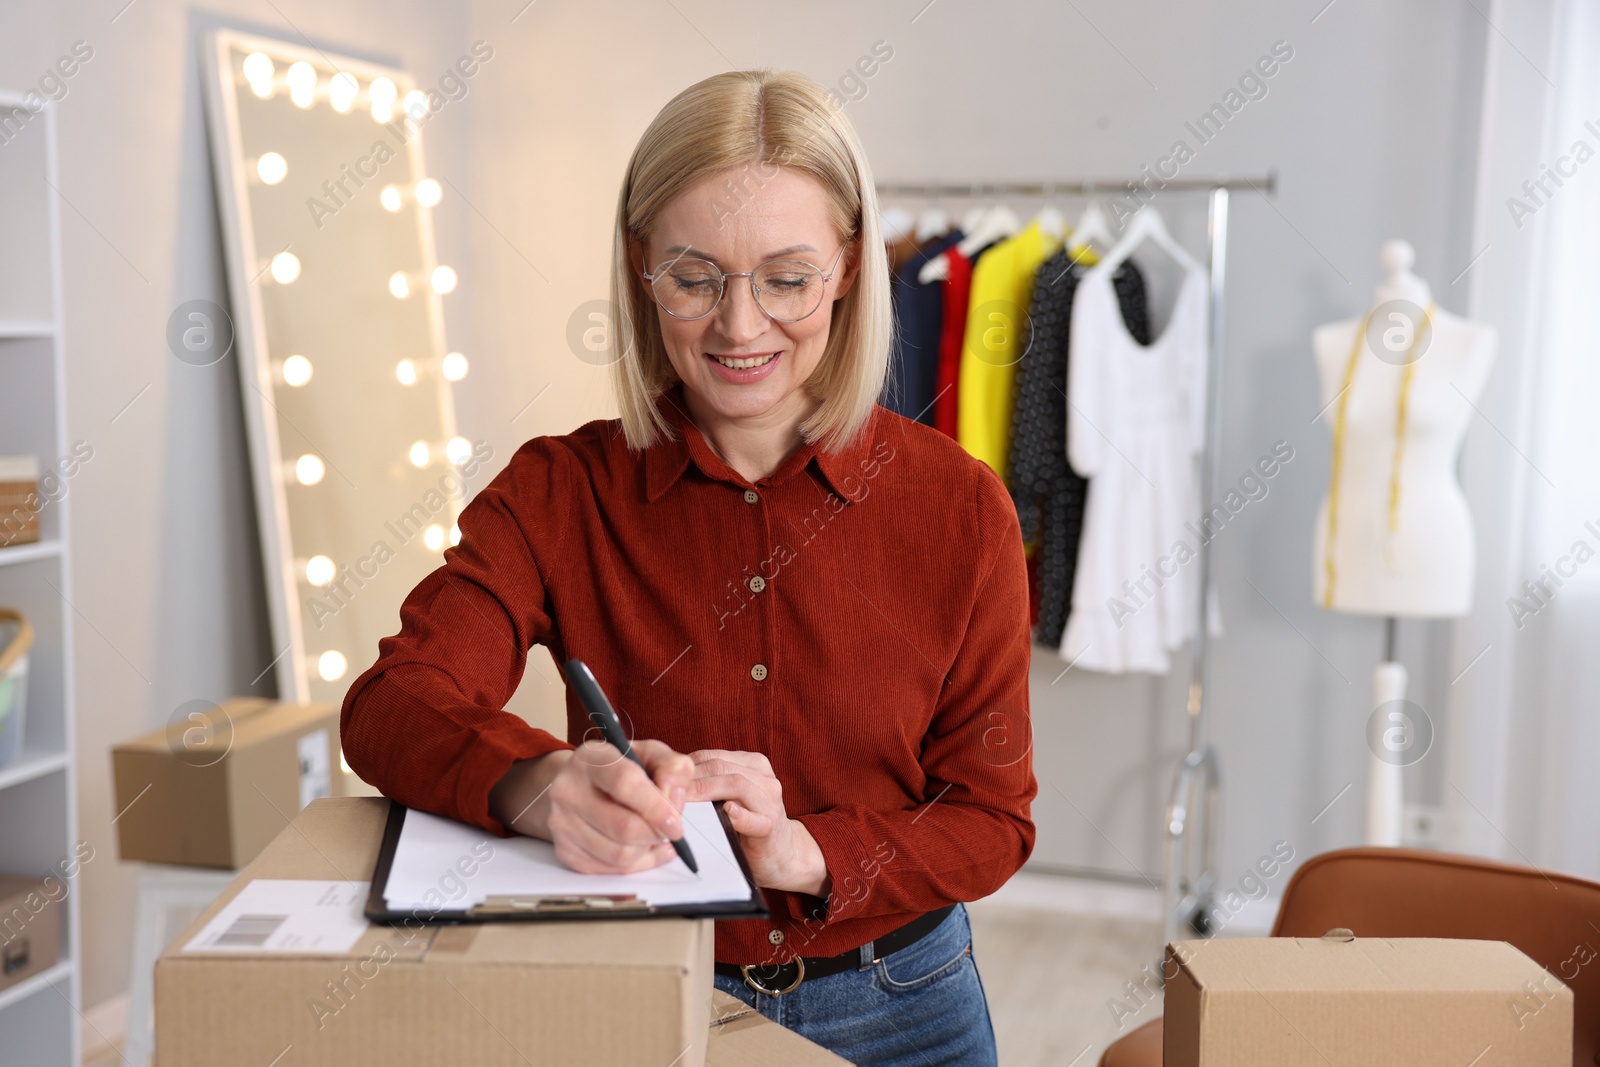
[1100,847,1600,1067]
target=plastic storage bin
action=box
[0,608,32,767]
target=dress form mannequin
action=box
[1310,239,1496,844]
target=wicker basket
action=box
[0,608,31,767]
[0,455,41,548]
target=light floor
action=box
[85,876,1171,1067]
[968,895,1163,1067]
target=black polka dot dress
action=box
[1008,250,1149,647]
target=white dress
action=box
[1059,246,1211,673]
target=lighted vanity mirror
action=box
[200,29,476,710]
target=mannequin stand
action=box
[1366,618,1406,846]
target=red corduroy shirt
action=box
[340,384,1037,965]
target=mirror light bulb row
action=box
[389,265,457,298]
[273,351,466,391]
[381,179,442,212]
[408,436,474,469]
[239,52,428,125]
[395,351,469,386]
[286,435,471,486]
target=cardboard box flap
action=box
[114,697,318,753]
[1173,936,1563,993]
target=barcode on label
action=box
[212,913,288,947]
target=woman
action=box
[341,68,1035,1067]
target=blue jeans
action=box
[712,902,999,1066]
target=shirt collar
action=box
[643,384,879,503]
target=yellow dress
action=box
[956,219,1064,480]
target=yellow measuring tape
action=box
[1321,301,1437,609]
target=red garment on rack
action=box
[933,246,974,438]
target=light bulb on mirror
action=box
[409,440,431,468]
[256,152,288,186]
[379,185,403,212]
[329,72,359,113]
[280,354,313,387]
[414,178,442,207]
[388,272,410,299]
[242,52,274,97]
[423,524,446,551]
[450,523,461,547]
[287,61,317,109]
[369,77,397,123]
[445,436,471,465]
[270,252,301,284]
[295,453,326,485]
[440,351,468,381]
[395,358,417,386]
[317,650,348,682]
[305,555,336,587]
[402,89,428,120]
[431,266,457,294]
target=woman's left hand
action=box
[686,749,831,897]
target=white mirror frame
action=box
[199,28,466,706]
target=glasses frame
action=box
[640,240,851,323]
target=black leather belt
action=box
[715,904,956,996]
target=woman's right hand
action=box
[489,740,695,874]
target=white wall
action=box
[0,0,1490,1015]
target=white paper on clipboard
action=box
[381,800,754,911]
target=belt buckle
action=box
[740,957,805,996]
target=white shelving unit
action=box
[0,90,82,1065]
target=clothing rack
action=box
[875,173,1279,949]
[874,174,1277,198]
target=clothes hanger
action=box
[915,202,960,283]
[1067,201,1112,260]
[918,204,1021,284]
[880,205,916,246]
[954,204,1019,257]
[1032,203,1067,242]
[1099,204,1201,276]
[914,206,951,242]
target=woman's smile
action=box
[705,349,782,381]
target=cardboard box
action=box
[155,797,849,1067]
[112,697,342,868]
[1164,935,1573,1066]
[0,873,62,992]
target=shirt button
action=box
[768,929,785,945]
[748,575,766,594]
[750,663,768,682]
[743,489,760,505]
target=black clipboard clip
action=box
[470,894,653,916]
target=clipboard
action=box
[363,797,770,924]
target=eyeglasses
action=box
[641,242,850,322]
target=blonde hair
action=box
[608,69,892,452]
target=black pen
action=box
[563,658,699,875]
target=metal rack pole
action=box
[873,172,1276,198]
[1160,186,1231,947]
